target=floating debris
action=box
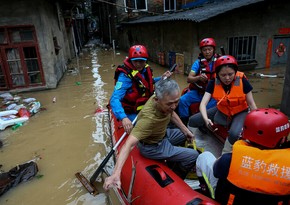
[250,72,284,78]
[67,68,79,76]
[95,107,104,114]
[12,123,23,130]
[83,115,91,119]
[23,98,36,103]
[29,102,41,115]
[36,174,44,179]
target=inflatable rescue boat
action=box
[107,108,219,205]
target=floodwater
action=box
[0,45,286,205]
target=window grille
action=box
[228,36,257,64]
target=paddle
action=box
[89,116,137,183]
[76,115,138,195]
[169,63,177,73]
[163,63,177,80]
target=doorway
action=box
[271,36,290,66]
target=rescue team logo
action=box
[228,141,290,195]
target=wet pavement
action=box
[0,45,286,205]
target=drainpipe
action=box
[112,39,116,56]
[108,14,112,44]
[265,39,272,68]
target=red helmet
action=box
[199,38,216,49]
[129,45,148,61]
[215,55,238,73]
[243,108,290,148]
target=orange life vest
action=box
[228,140,290,196]
[188,54,219,94]
[212,71,248,116]
[114,58,154,113]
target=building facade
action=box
[0,0,87,91]
[113,0,290,74]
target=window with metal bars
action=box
[228,36,257,64]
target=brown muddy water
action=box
[0,46,286,205]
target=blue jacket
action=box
[110,67,160,121]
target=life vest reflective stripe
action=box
[202,172,215,199]
[212,71,248,116]
[189,54,219,93]
[228,140,290,195]
[114,59,154,113]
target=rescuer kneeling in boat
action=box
[196,108,290,204]
[104,79,199,190]
[110,45,172,134]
